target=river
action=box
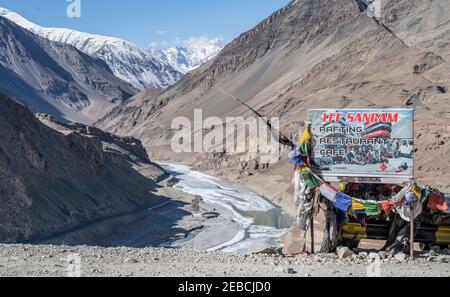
[159,163,293,254]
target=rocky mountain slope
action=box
[0,16,137,124]
[96,0,450,211]
[0,7,183,90]
[0,92,185,244]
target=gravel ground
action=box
[0,244,449,277]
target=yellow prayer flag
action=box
[299,128,311,145]
[352,199,366,212]
[296,165,309,172]
[412,185,422,199]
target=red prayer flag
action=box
[427,193,449,212]
[380,201,394,214]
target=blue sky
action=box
[0,0,290,48]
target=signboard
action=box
[309,109,414,184]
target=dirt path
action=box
[0,244,448,277]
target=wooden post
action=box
[410,204,415,259]
[319,199,337,253]
[310,196,315,254]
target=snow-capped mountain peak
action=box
[150,37,225,74]
[0,7,125,54]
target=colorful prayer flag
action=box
[365,202,381,216]
[427,192,449,212]
[301,169,322,188]
[352,199,366,212]
[299,127,311,145]
[412,185,422,199]
[405,191,418,205]
[380,201,394,214]
[335,193,352,212]
[320,183,337,203]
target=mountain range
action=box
[0,7,223,123]
[97,0,450,203]
[150,37,225,74]
[0,8,223,89]
[0,15,138,123]
[1,0,450,247]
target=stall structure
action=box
[289,109,449,257]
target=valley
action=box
[0,0,449,278]
[0,93,292,256]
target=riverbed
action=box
[159,163,293,254]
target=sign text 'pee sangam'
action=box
[309,109,415,184]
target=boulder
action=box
[369,252,380,261]
[284,268,297,274]
[336,247,353,259]
[394,253,408,262]
[202,212,220,219]
[124,258,138,264]
[358,252,368,259]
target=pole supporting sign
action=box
[309,109,414,184]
